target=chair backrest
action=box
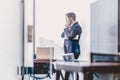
[62,53,74,62]
[91,52,120,62]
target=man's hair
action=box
[66,12,76,21]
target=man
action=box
[61,12,82,80]
[62,12,82,58]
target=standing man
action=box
[61,12,82,80]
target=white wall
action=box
[91,0,118,53]
[0,0,22,80]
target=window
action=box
[35,0,90,60]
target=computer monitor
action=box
[36,47,54,60]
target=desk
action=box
[55,61,120,80]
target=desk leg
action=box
[74,72,78,80]
[56,70,61,80]
[84,72,93,80]
[56,70,65,80]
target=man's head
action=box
[65,12,76,25]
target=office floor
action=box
[27,72,84,80]
[25,73,120,80]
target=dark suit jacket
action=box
[61,22,82,59]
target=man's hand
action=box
[65,23,71,28]
[73,35,79,40]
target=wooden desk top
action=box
[34,59,56,63]
[55,61,120,73]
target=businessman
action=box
[61,12,82,80]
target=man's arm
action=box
[61,32,64,38]
[73,35,79,40]
[68,26,81,40]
